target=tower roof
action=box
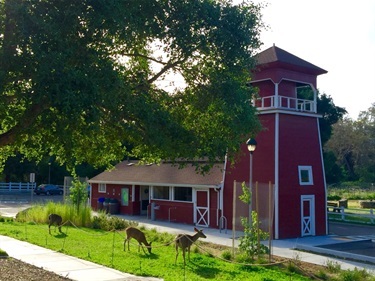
[256,45,327,75]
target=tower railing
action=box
[253,95,316,113]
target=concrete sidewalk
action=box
[0,235,162,281]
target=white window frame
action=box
[151,186,171,201]
[173,186,193,202]
[98,183,106,193]
[298,166,313,185]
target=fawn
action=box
[48,213,63,235]
[175,227,206,265]
[124,226,152,254]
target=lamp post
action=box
[48,163,51,184]
[246,138,257,219]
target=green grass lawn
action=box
[0,220,311,281]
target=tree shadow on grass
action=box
[173,256,221,279]
[186,261,220,279]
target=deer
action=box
[174,227,206,265]
[124,226,152,254]
[48,213,63,235]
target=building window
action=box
[174,187,192,202]
[298,166,313,185]
[98,183,106,193]
[153,186,170,200]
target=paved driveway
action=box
[329,221,375,236]
[0,191,65,217]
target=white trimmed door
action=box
[301,195,315,236]
[194,190,209,227]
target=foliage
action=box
[323,150,344,184]
[339,267,374,281]
[2,154,105,185]
[15,202,93,227]
[221,250,232,261]
[91,212,136,231]
[317,93,347,146]
[238,182,269,260]
[325,103,375,183]
[69,179,88,212]
[325,260,341,273]
[327,182,375,201]
[327,195,341,201]
[0,0,265,173]
[239,213,269,260]
[239,181,251,204]
[0,249,7,256]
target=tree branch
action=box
[147,58,186,85]
[122,53,168,65]
[0,103,47,147]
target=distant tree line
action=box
[324,103,375,184]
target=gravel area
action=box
[0,257,72,281]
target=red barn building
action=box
[89,45,328,239]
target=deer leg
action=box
[187,246,191,261]
[48,225,51,235]
[139,243,147,254]
[175,245,179,264]
[182,248,186,266]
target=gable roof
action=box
[89,160,224,188]
[256,45,327,75]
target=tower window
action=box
[298,166,313,185]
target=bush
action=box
[0,249,8,257]
[221,250,232,261]
[327,195,341,201]
[325,259,341,273]
[340,268,371,281]
[91,212,136,231]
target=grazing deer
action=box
[124,226,152,254]
[48,213,63,235]
[175,227,206,265]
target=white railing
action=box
[0,182,36,192]
[254,95,316,113]
[327,206,375,224]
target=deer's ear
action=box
[194,227,198,232]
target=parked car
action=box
[34,184,63,195]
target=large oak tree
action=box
[0,0,264,172]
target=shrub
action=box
[340,268,371,281]
[0,249,8,257]
[91,212,136,231]
[325,259,341,273]
[221,250,232,261]
[69,179,89,212]
[327,195,341,201]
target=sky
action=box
[242,0,375,119]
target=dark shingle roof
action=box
[256,45,327,75]
[89,160,224,187]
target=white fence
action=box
[327,205,375,224]
[0,182,36,192]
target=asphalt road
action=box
[0,191,65,217]
[329,221,375,236]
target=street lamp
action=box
[48,163,51,184]
[246,138,257,219]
